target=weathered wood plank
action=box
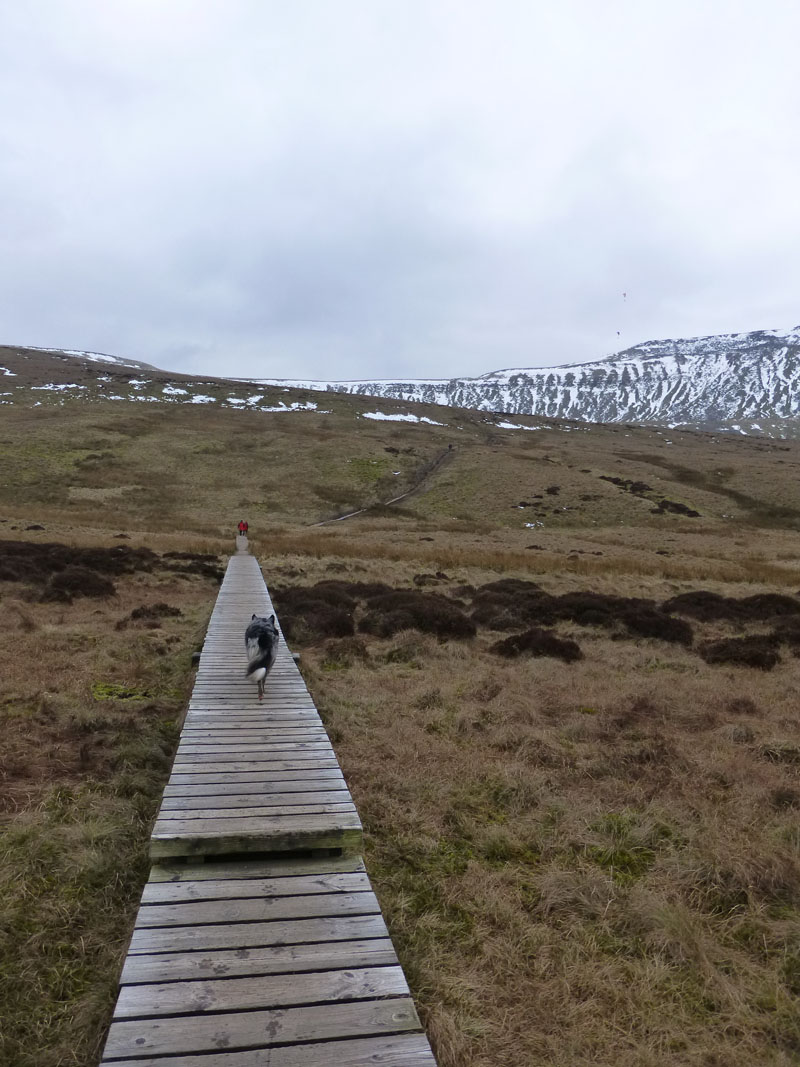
[160,789,351,810]
[163,771,345,794]
[168,759,339,774]
[181,730,327,740]
[148,855,365,882]
[103,1033,437,1066]
[184,711,315,718]
[181,726,325,735]
[135,890,377,928]
[156,801,356,820]
[102,997,422,1060]
[158,793,355,814]
[115,963,408,1018]
[142,870,370,903]
[175,742,333,755]
[152,810,360,839]
[150,819,362,858]
[120,937,397,984]
[129,913,390,954]
[164,769,344,787]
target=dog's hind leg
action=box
[258,677,264,701]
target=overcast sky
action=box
[1,1,799,381]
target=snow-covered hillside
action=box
[259,326,800,431]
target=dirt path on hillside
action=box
[311,446,456,526]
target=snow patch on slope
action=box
[272,325,800,432]
[361,411,444,425]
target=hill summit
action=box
[260,325,800,437]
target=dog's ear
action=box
[252,614,257,620]
[269,614,275,625]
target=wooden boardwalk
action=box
[101,546,437,1065]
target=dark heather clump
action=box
[271,584,355,644]
[469,582,692,645]
[280,604,354,644]
[342,582,394,599]
[737,594,800,620]
[276,582,357,611]
[42,565,116,601]
[0,540,158,586]
[162,551,219,562]
[479,578,543,595]
[161,551,225,581]
[0,540,227,593]
[117,602,183,630]
[663,590,800,623]
[661,591,738,621]
[470,592,535,632]
[359,591,476,640]
[699,635,782,670]
[771,617,800,647]
[726,697,761,716]
[650,499,701,517]
[131,602,182,620]
[620,609,693,646]
[490,628,583,663]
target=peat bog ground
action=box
[1,392,800,1065]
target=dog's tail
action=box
[246,664,267,685]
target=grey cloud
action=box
[1,1,800,381]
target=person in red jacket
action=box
[237,520,246,535]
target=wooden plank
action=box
[182,723,325,732]
[164,770,344,787]
[142,870,370,903]
[135,890,376,929]
[115,963,408,1017]
[170,759,339,776]
[189,676,308,682]
[191,685,311,691]
[181,729,327,740]
[120,937,398,984]
[178,735,329,744]
[150,816,362,858]
[176,737,329,747]
[163,772,345,794]
[187,692,314,700]
[183,714,317,726]
[168,759,339,774]
[189,690,313,696]
[184,708,320,717]
[160,789,351,810]
[102,997,422,1060]
[195,670,301,676]
[148,855,365,882]
[191,679,307,684]
[182,719,321,726]
[103,1033,437,1066]
[183,710,320,719]
[129,913,390,954]
[152,810,360,840]
[155,801,356,820]
[175,742,332,755]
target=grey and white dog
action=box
[245,613,279,700]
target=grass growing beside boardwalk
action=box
[0,564,217,1067]
[3,393,800,1065]
[277,556,800,1067]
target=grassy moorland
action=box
[1,386,800,1066]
